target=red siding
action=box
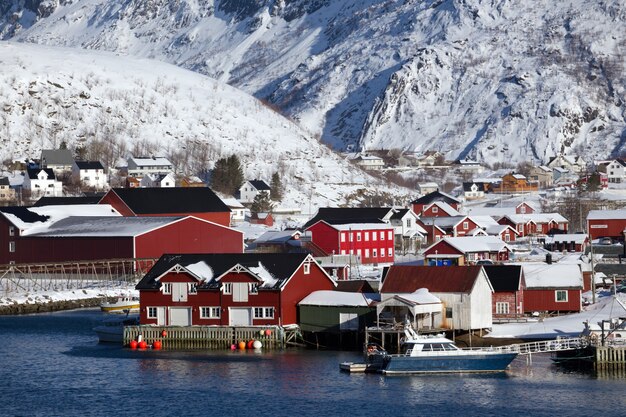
[492,291,524,319]
[587,218,626,240]
[424,240,461,256]
[134,217,243,259]
[453,217,480,237]
[280,266,336,324]
[524,289,581,313]
[99,192,135,216]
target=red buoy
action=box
[153,340,162,350]
[265,329,272,336]
[129,340,138,349]
[161,330,167,338]
[138,340,148,349]
[247,340,255,349]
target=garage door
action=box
[170,307,191,326]
[229,308,252,326]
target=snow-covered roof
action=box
[129,157,172,167]
[430,236,510,253]
[184,261,214,283]
[520,263,583,289]
[298,290,375,307]
[504,213,568,224]
[471,215,500,228]
[328,222,392,231]
[0,204,120,234]
[587,209,626,220]
[426,201,461,216]
[254,230,300,244]
[29,216,185,237]
[396,288,441,305]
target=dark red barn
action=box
[135,253,336,326]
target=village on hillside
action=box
[2,148,626,348]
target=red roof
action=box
[381,266,483,294]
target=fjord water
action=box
[1,310,625,417]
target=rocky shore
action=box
[0,297,103,315]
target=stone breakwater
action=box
[0,298,102,315]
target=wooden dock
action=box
[595,345,626,367]
[123,325,301,349]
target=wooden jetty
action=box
[123,325,302,350]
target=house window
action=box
[364,232,369,241]
[341,250,346,255]
[357,249,362,257]
[388,248,393,257]
[520,206,526,214]
[249,283,258,294]
[254,307,275,319]
[555,290,568,302]
[380,247,384,257]
[147,307,158,319]
[380,231,385,240]
[162,283,172,294]
[349,233,353,242]
[365,249,370,258]
[504,234,510,242]
[188,283,197,294]
[407,219,412,228]
[518,225,523,232]
[496,302,510,315]
[356,232,361,241]
[341,233,346,242]
[432,207,438,213]
[9,226,15,236]
[388,231,393,240]
[222,283,232,295]
[537,224,543,232]
[463,222,469,230]
[201,307,221,318]
[373,249,378,257]
[303,263,311,274]
[373,232,377,241]
[446,307,453,319]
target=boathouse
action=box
[380,265,493,331]
[135,253,336,326]
[521,263,583,314]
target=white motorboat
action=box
[93,313,140,343]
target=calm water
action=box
[1,309,625,417]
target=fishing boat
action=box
[93,311,140,343]
[362,325,518,374]
[100,296,140,313]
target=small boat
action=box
[93,312,140,343]
[364,325,518,374]
[100,296,140,313]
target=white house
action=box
[71,161,108,190]
[0,177,15,202]
[388,208,427,253]
[417,182,439,195]
[605,159,626,183]
[221,197,247,224]
[139,172,175,188]
[23,168,63,197]
[354,154,385,171]
[547,154,586,174]
[239,179,271,203]
[127,156,173,178]
[463,182,487,200]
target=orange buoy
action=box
[153,340,162,350]
[138,340,148,349]
[247,340,255,349]
[238,341,246,350]
[129,340,138,349]
[161,330,167,338]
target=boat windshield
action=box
[419,343,458,352]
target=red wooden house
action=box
[417,216,481,244]
[99,187,232,227]
[515,202,538,214]
[410,191,461,215]
[483,265,525,320]
[423,236,511,266]
[498,213,568,237]
[135,253,336,326]
[419,202,461,217]
[586,209,626,241]
[522,263,583,313]
[303,208,395,265]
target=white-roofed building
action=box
[423,236,511,266]
[520,263,583,313]
[544,234,589,252]
[587,209,626,241]
[127,156,173,178]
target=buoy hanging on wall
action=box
[265,329,272,336]
[238,341,246,350]
[253,340,262,349]
[129,340,138,349]
[152,340,162,350]
[138,340,148,349]
[161,330,167,338]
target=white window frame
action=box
[303,263,311,274]
[380,247,384,257]
[373,232,377,241]
[364,232,369,241]
[555,290,568,303]
[341,233,346,242]
[222,282,232,295]
[356,232,361,241]
[162,283,172,295]
[463,222,469,230]
[388,231,393,240]
[9,226,15,236]
[188,283,197,294]
[365,249,370,258]
[380,231,385,240]
[9,241,15,253]
[495,302,510,315]
[253,307,274,319]
[388,248,393,257]
[249,283,258,294]
[432,206,438,213]
[201,306,221,319]
[372,249,378,257]
[147,307,158,319]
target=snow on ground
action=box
[488,292,626,339]
[0,283,138,307]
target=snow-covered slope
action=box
[2,0,624,164]
[0,41,403,211]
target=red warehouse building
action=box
[0,206,243,265]
[99,187,232,227]
[135,253,336,326]
[483,265,526,320]
[587,209,626,241]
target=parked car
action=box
[476,259,494,265]
[598,237,613,245]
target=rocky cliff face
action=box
[1,0,625,165]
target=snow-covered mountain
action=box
[0,42,405,211]
[1,0,624,165]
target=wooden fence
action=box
[124,325,288,350]
[595,345,626,367]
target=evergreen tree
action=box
[250,191,273,214]
[270,171,283,202]
[210,154,244,195]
